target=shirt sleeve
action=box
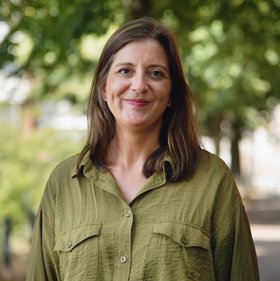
[26,183,61,280]
[211,168,260,281]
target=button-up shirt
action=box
[26,150,259,280]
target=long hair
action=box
[77,17,202,182]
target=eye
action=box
[150,70,164,78]
[118,68,131,75]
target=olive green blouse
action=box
[26,150,259,281]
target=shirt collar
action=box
[71,151,174,179]
[71,151,94,178]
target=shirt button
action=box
[125,211,131,217]
[67,240,73,248]
[120,255,127,263]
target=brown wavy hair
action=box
[77,17,202,182]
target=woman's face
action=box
[103,39,171,132]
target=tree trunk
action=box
[210,115,222,156]
[3,217,12,267]
[213,133,220,156]
[230,121,241,178]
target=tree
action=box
[0,122,83,239]
[182,0,280,176]
[1,0,279,178]
[122,0,280,176]
[0,0,124,99]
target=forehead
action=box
[111,39,169,66]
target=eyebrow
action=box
[114,62,169,72]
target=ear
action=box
[101,83,107,101]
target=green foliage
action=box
[0,0,279,172]
[0,0,124,97]
[0,123,83,228]
[168,0,280,134]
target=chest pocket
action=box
[54,224,102,279]
[54,224,102,252]
[144,223,213,280]
[152,222,209,250]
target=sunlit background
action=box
[0,0,279,280]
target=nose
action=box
[131,72,148,94]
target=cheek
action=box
[160,85,171,102]
[108,84,128,99]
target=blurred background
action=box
[0,0,279,280]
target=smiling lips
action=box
[124,98,151,106]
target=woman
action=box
[26,17,259,280]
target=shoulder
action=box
[40,154,82,206]
[52,154,78,176]
[197,149,232,178]
[193,150,241,201]
[46,154,79,187]
[196,151,245,227]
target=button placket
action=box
[114,204,133,280]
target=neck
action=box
[106,126,160,169]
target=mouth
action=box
[124,98,151,106]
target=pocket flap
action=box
[54,224,101,252]
[153,223,209,250]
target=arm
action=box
[26,183,61,280]
[213,202,259,281]
[211,169,259,281]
